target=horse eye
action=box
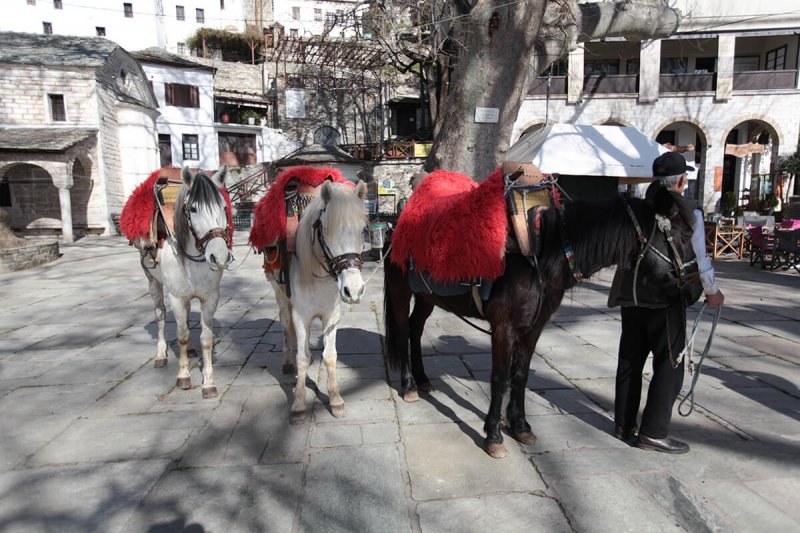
[189,206,197,213]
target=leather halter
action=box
[182,197,232,259]
[312,208,364,279]
[311,209,363,278]
[624,201,697,305]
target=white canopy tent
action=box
[506,124,672,183]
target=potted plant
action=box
[241,109,261,125]
[762,192,779,214]
[720,191,737,216]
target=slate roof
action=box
[0,32,120,67]
[193,57,265,97]
[0,128,97,153]
[131,49,215,70]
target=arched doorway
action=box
[721,120,779,212]
[654,121,709,202]
[0,163,60,233]
[314,126,341,146]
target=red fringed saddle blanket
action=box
[248,165,353,251]
[120,167,233,247]
[390,169,509,283]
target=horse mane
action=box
[295,182,367,281]
[535,195,639,287]
[173,171,227,263]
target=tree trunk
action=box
[426,1,548,179]
[426,0,680,179]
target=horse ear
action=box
[355,180,367,200]
[320,181,333,205]
[211,165,227,188]
[181,166,193,186]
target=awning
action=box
[0,127,97,153]
[505,124,670,179]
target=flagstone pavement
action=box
[1,232,799,532]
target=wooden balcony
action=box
[583,74,637,95]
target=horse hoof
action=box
[176,377,192,390]
[513,431,537,445]
[485,441,507,459]
[289,411,306,425]
[419,382,434,393]
[188,348,197,358]
[330,404,346,418]
[153,358,167,368]
[202,386,218,399]
[402,391,420,403]
[282,363,296,375]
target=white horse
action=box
[137,167,233,399]
[270,180,368,423]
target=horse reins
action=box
[624,202,697,307]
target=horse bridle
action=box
[624,201,698,305]
[311,208,364,278]
[182,198,232,258]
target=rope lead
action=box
[678,303,722,417]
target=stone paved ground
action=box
[1,233,799,532]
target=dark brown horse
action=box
[384,185,698,458]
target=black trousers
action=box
[615,302,686,439]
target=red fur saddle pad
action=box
[390,168,507,283]
[120,167,233,246]
[248,165,353,250]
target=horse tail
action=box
[383,258,408,371]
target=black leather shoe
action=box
[636,433,689,454]
[614,425,638,441]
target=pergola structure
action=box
[266,36,386,71]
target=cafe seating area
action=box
[704,213,800,274]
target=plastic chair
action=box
[749,226,776,269]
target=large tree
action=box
[370,0,681,178]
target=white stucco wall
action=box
[0,0,245,55]
[275,0,366,38]
[117,106,160,196]
[142,62,219,170]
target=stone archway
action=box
[595,117,634,127]
[653,120,710,204]
[720,117,782,210]
[513,120,550,144]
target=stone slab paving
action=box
[0,235,798,532]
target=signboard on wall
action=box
[474,107,499,123]
[713,166,723,192]
[286,89,305,119]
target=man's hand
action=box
[706,290,725,308]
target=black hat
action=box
[652,152,695,177]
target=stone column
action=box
[567,46,584,105]
[716,35,736,101]
[638,39,661,104]
[58,186,74,243]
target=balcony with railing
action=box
[733,70,797,91]
[659,72,715,93]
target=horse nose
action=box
[358,286,365,299]
[343,286,351,299]
[226,251,233,265]
[210,253,217,265]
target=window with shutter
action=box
[164,83,199,108]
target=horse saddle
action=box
[138,170,183,266]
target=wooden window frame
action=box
[48,93,66,122]
[96,26,106,36]
[176,5,185,21]
[42,21,53,35]
[196,8,204,23]
[123,2,133,18]
[182,134,199,161]
[765,45,787,71]
[164,83,199,108]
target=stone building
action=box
[0,32,159,242]
[513,0,800,213]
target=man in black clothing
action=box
[609,152,725,454]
